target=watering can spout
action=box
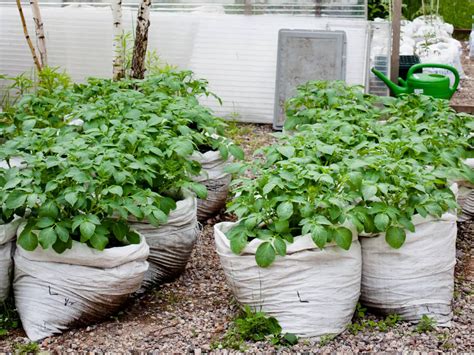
[371,67,408,96]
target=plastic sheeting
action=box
[1,6,370,123]
[214,221,362,338]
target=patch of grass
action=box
[14,341,39,354]
[211,305,298,351]
[416,315,436,333]
[348,303,401,335]
[0,299,19,337]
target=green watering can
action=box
[371,63,459,100]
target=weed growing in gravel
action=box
[416,315,437,333]
[348,303,401,334]
[0,299,19,337]
[14,341,39,354]
[212,305,298,351]
[319,334,337,346]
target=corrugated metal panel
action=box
[0,6,369,123]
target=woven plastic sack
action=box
[0,219,21,302]
[13,229,149,341]
[214,221,361,338]
[360,212,457,326]
[192,150,232,221]
[130,193,199,290]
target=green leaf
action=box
[273,237,287,256]
[398,217,415,233]
[361,184,377,201]
[152,209,168,224]
[38,227,57,249]
[334,227,352,250]
[374,213,390,232]
[18,228,38,251]
[125,204,144,219]
[108,185,123,196]
[80,221,96,241]
[277,146,295,158]
[124,108,142,120]
[255,242,276,267]
[224,162,244,174]
[65,192,78,207]
[277,202,293,220]
[385,227,406,249]
[188,182,208,199]
[90,233,108,250]
[4,177,22,189]
[274,219,289,234]
[230,232,248,255]
[229,145,245,160]
[5,191,27,210]
[38,201,59,219]
[126,231,141,244]
[112,222,128,241]
[218,145,229,160]
[55,225,70,243]
[36,217,55,228]
[311,225,329,249]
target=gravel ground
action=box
[451,41,474,107]
[0,123,473,353]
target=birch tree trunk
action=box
[112,0,125,80]
[16,0,42,72]
[130,0,151,79]
[30,0,47,68]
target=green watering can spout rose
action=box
[371,63,460,100]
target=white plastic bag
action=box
[13,231,149,341]
[360,212,457,326]
[214,222,362,338]
[0,219,21,302]
[130,193,199,290]
[192,150,232,220]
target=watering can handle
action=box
[407,63,460,94]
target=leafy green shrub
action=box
[213,305,297,350]
[0,68,245,253]
[416,315,437,332]
[225,82,471,267]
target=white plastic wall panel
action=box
[0,6,113,83]
[0,7,369,123]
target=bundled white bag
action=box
[214,222,362,338]
[13,232,149,341]
[0,219,20,301]
[130,193,199,290]
[360,212,457,326]
[192,150,232,220]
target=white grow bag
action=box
[360,212,457,326]
[192,150,232,221]
[13,230,149,341]
[129,193,199,290]
[214,221,362,338]
[0,219,21,302]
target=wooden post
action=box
[130,0,151,79]
[390,0,402,83]
[30,0,47,68]
[16,0,42,72]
